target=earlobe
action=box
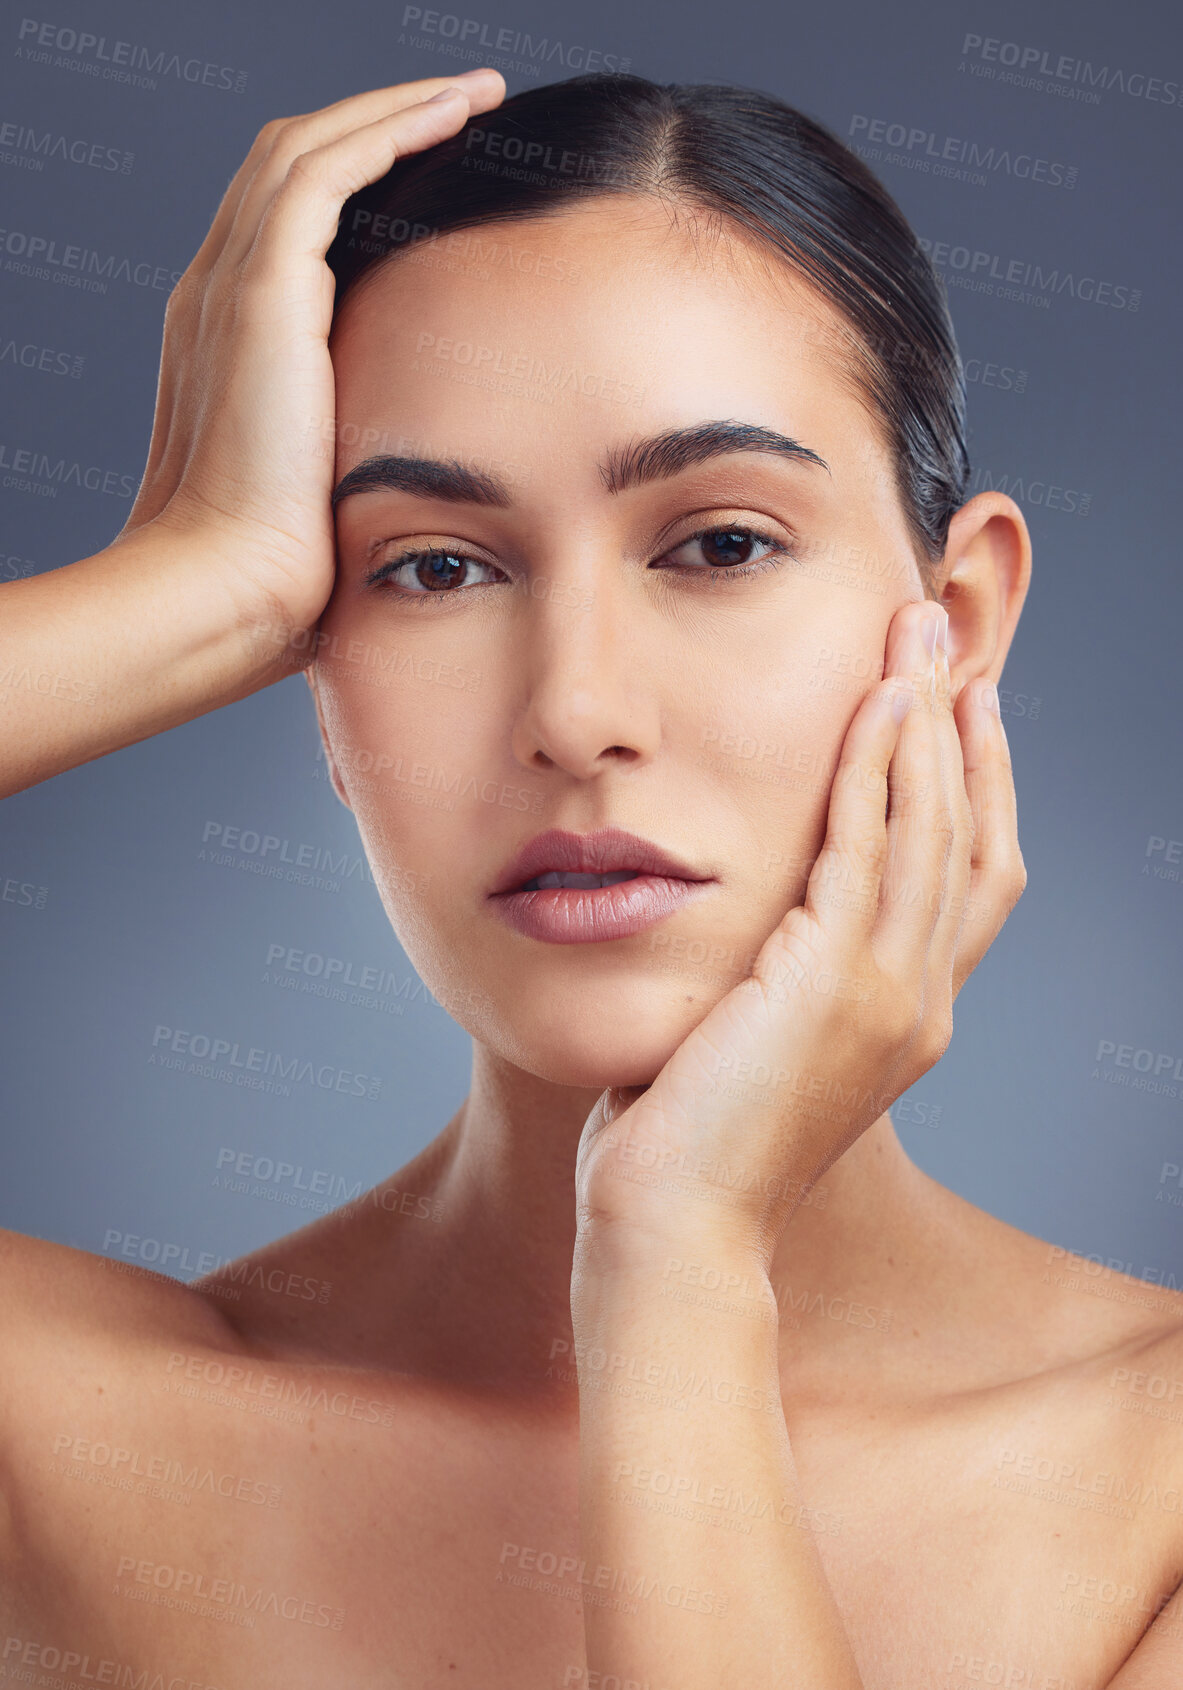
[304,667,354,813]
[936,492,1032,699]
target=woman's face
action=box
[315,194,929,1088]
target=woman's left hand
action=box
[575,596,1027,1261]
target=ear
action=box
[303,668,353,812]
[931,491,1032,702]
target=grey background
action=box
[1,0,1180,1283]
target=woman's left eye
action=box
[653,525,792,577]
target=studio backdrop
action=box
[2,0,1181,1292]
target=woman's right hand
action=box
[0,70,506,801]
[122,67,507,644]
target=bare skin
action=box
[2,70,1182,1690]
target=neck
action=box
[359,1039,944,1398]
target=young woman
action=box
[2,66,1180,1690]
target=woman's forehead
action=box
[328,202,881,473]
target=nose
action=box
[509,574,662,780]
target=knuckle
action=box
[284,148,326,190]
[921,1010,954,1065]
[932,808,957,855]
[846,829,887,877]
[163,272,205,336]
[165,269,199,314]
[255,116,292,148]
[882,988,922,1049]
[1008,853,1029,903]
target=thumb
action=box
[586,1082,650,1137]
[603,1082,651,1125]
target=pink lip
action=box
[488,826,716,945]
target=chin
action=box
[458,971,727,1090]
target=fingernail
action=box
[424,86,463,103]
[921,606,948,658]
[978,679,999,715]
[452,67,501,81]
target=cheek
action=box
[311,622,503,922]
[692,591,888,856]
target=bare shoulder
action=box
[0,1223,240,1413]
[0,1224,238,1341]
[1009,1216,1183,1375]
[911,1172,1183,1392]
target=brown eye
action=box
[700,529,762,567]
[655,525,791,575]
[366,548,502,594]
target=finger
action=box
[950,677,1027,995]
[237,89,487,279]
[133,73,505,531]
[874,602,954,979]
[190,71,505,279]
[919,612,976,997]
[797,674,915,950]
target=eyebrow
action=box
[329,420,830,509]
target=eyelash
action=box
[363,522,798,601]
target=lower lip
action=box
[489,875,715,944]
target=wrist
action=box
[132,499,330,639]
[88,522,310,710]
[573,1206,775,1291]
[575,1141,815,1277]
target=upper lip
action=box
[489,827,714,896]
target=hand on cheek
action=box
[574,596,1027,1261]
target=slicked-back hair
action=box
[327,72,969,585]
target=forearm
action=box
[572,1226,863,1690]
[0,524,302,799]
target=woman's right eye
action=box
[364,548,506,595]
